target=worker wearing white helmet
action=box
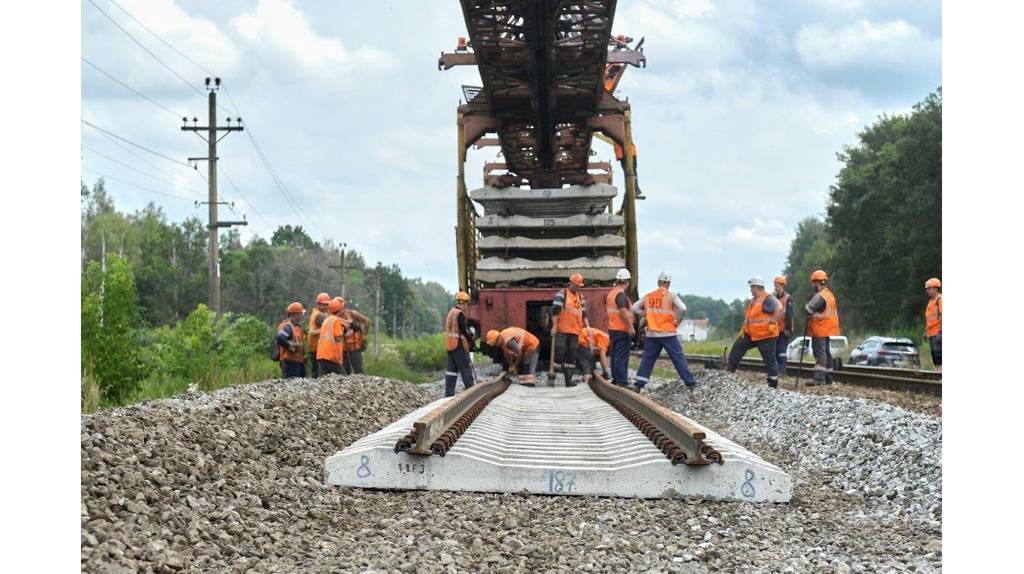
[726,277,786,388]
[631,271,699,391]
[605,268,635,387]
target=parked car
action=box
[786,336,849,364]
[848,336,921,368]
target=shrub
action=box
[81,254,144,405]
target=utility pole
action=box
[182,77,245,314]
[374,266,381,356]
[328,243,347,299]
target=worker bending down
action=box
[276,302,307,379]
[443,291,476,397]
[340,300,370,375]
[924,277,942,373]
[316,298,350,376]
[632,272,698,391]
[551,273,588,387]
[577,326,611,384]
[727,277,785,388]
[805,269,841,385]
[487,327,540,386]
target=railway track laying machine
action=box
[326,1,792,502]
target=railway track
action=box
[676,352,942,396]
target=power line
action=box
[82,119,190,166]
[81,56,183,120]
[104,0,216,77]
[81,166,196,201]
[82,144,203,196]
[219,164,274,232]
[86,0,205,98]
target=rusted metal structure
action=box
[440,0,646,352]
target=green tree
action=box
[81,254,144,404]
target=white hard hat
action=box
[657,271,671,282]
[615,268,631,281]
[747,276,765,287]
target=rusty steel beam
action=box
[440,47,645,71]
[588,376,722,466]
[394,374,511,455]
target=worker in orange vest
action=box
[804,269,841,385]
[578,326,611,385]
[487,327,540,386]
[550,273,588,387]
[276,302,307,379]
[606,268,635,387]
[632,272,698,391]
[727,277,786,388]
[306,292,330,378]
[773,276,795,376]
[316,298,350,376]
[444,291,476,397]
[613,141,644,199]
[924,277,942,372]
[340,299,371,375]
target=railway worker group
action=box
[273,293,371,379]
[442,269,942,395]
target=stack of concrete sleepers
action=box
[470,183,625,284]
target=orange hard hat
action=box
[486,329,500,346]
[316,293,330,304]
[328,299,342,313]
[569,273,584,286]
[333,297,346,309]
[456,291,471,302]
[286,302,305,314]
[774,275,787,286]
[810,270,828,282]
[925,277,941,289]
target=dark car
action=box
[848,336,921,368]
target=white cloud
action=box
[795,19,939,70]
[230,0,396,76]
[727,218,794,252]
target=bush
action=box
[81,254,144,405]
[394,333,447,372]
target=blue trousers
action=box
[635,335,697,389]
[609,329,631,385]
[775,335,789,376]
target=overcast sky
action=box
[81,0,941,302]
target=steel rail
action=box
[394,374,511,455]
[681,354,942,396]
[587,376,721,466]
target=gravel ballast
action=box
[82,370,942,572]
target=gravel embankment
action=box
[82,371,942,572]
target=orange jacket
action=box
[277,320,305,363]
[926,295,942,337]
[643,287,677,333]
[445,307,469,352]
[808,288,841,337]
[743,292,780,342]
[555,289,585,335]
[578,327,610,355]
[316,314,345,364]
[305,308,324,352]
[605,286,632,332]
[499,327,539,356]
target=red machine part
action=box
[465,286,614,336]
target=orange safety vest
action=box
[926,295,942,337]
[445,307,469,352]
[614,143,638,161]
[499,327,539,356]
[743,292,780,342]
[606,286,632,332]
[343,314,364,350]
[777,292,794,334]
[578,327,610,355]
[808,288,841,337]
[643,287,677,333]
[316,314,345,364]
[306,308,323,352]
[556,289,585,335]
[277,320,305,363]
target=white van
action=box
[786,336,848,362]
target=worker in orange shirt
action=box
[487,327,540,386]
[276,302,307,379]
[316,298,350,376]
[924,278,942,372]
[306,293,330,378]
[804,270,840,385]
[340,299,370,375]
[577,326,611,385]
[550,274,588,387]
